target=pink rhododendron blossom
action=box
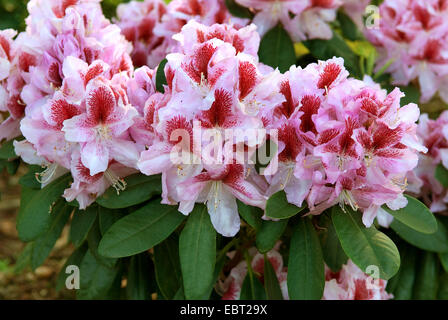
[62,76,140,175]
[408,111,448,213]
[64,150,136,209]
[137,21,284,236]
[235,0,342,41]
[220,244,288,300]
[323,260,393,300]
[365,0,448,103]
[1,0,141,209]
[263,58,424,228]
[154,0,248,49]
[220,249,392,300]
[116,0,168,68]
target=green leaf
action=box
[5,159,19,175]
[338,10,363,41]
[439,252,448,273]
[18,165,43,189]
[391,217,448,253]
[87,218,118,268]
[17,173,72,241]
[383,195,437,234]
[386,243,417,300]
[31,200,72,270]
[413,251,439,300]
[332,206,400,280]
[435,163,448,188]
[256,219,288,253]
[154,233,182,300]
[258,24,296,73]
[287,218,325,300]
[77,250,120,299]
[237,200,262,231]
[98,206,126,236]
[156,59,168,93]
[319,214,348,272]
[240,264,266,300]
[126,253,154,300]
[264,254,284,300]
[70,205,98,247]
[56,244,88,292]
[0,139,16,159]
[224,0,253,18]
[438,273,448,300]
[303,33,361,78]
[265,190,306,220]
[98,199,186,258]
[179,204,216,300]
[96,174,161,209]
[14,242,34,274]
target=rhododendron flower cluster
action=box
[365,0,448,103]
[1,0,443,303]
[2,0,139,208]
[220,245,392,300]
[116,0,249,69]
[407,111,448,213]
[264,59,425,228]
[138,20,281,237]
[235,0,342,41]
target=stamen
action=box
[104,169,127,195]
[35,163,59,185]
[339,190,359,212]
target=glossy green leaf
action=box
[264,254,284,300]
[31,200,72,270]
[0,139,16,159]
[18,165,43,189]
[439,252,448,273]
[98,199,186,258]
[240,264,266,300]
[70,205,98,247]
[17,173,72,241]
[77,250,120,299]
[287,218,325,300]
[224,0,253,18]
[237,200,262,230]
[259,24,296,73]
[154,233,182,300]
[391,217,448,253]
[256,219,288,253]
[332,206,400,280]
[265,190,306,220]
[438,273,448,300]
[96,174,161,209]
[386,243,417,300]
[98,206,126,236]
[319,214,348,272]
[126,253,154,300]
[179,205,216,300]
[303,33,361,78]
[383,195,437,234]
[435,163,448,188]
[338,10,363,41]
[156,59,168,93]
[413,251,439,300]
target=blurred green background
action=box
[0,0,128,31]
